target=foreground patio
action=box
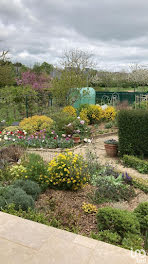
[0,212,147,264]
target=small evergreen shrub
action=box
[0,186,34,211]
[12,179,41,200]
[118,109,148,156]
[21,153,48,187]
[96,207,140,237]
[91,230,121,246]
[134,202,148,234]
[123,155,148,174]
[121,233,144,251]
[93,176,135,203]
[132,176,148,193]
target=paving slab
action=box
[0,212,147,264]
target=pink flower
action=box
[80,120,85,125]
[62,134,66,137]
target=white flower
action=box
[4,135,8,140]
[84,138,88,143]
[12,139,15,142]
[0,138,1,142]
[77,116,80,119]
[87,139,91,143]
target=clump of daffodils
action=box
[47,151,89,190]
[82,202,97,214]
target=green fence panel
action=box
[96,91,148,105]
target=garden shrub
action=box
[51,111,76,132]
[12,179,41,200]
[118,109,148,156]
[20,115,54,134]
[134,202,148,234]
[47,152,89,190]
[0,186,34,211]
[103,106,116,121]
[93,176,135,203]
[2,204,50,225]
[121,233,144,251]
[96,207,140,237]
[80,105,103,124]
[9,164,27,179]
[63,106,77,117]
[123,155,148,174]
[91,230,122,246]
[132,176,148,193]
[21,153,48,188]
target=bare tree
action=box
[60,49,95,72]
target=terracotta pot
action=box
[72,137,81,144]
[104,143,118,157]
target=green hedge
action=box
[118,109,148,156]
[123,155,148,174]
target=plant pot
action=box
[72,137,81,144]
[104,143,118,157]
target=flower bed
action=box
[0,146,148,254]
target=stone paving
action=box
[1,212,147,264]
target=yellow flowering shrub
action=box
[9,165,27,179]
[63,106,77,117]
[47,152,89,190]
[80,108,89,124]
[103,106,116,121]
[82,202,97,214]
[80,105,103,124]
[20,115,54,134]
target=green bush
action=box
[123,155,148,174]
[134,202,148,234]
[105,121,113,129]
[118,109,148,156]
[21,153,48,188]
[93,176,135,203]
[122,233,144,251]
[2,204,49,225]
[12,180,41,200]
[96,207,140,237]
[91,230,121,246]
[0,186,34,211]
[132,176,148,194]
[51,111,76,132]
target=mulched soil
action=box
[36,185,148,236]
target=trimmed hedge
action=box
[118,109,148,156]
[123,155,148,174]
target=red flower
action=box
[0,131,1,134]
[54,137,57,139]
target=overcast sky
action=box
[1,0,148,71]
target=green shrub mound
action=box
[93,176,135,203]
[91,230,122,246]
[123,155,148,174]
[0,186,34,211]
[12,180,41,200]
[118,109,148,156]
[134,202,148,234]
[96,207,140,237]
[121,233,144,251]
[21,153,48,188]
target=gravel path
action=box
[27,134,148,181]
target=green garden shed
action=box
[73,87,96,108]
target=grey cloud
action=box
[0,0,148,70]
